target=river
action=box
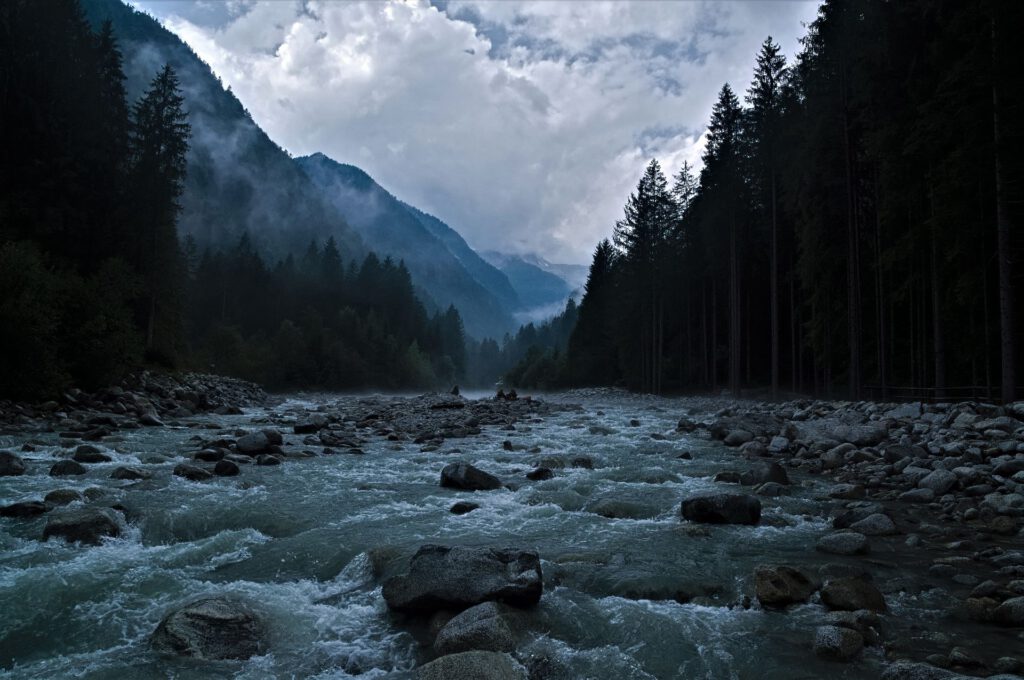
[0,391,1007,679]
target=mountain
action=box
[402,203,521,312]
[515,254,589,295]
[481,251,576,320]
[296,154,516,338]
[80,0,362,257]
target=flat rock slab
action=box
[42,507,120,545]
[383,545,542,613]
[151,597,266,660]
[680,494,761,525]
[416,651,527,680]
[434,601,517,656]
[441,462,501,491]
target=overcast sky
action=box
[132,0,820,264]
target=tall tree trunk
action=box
[712,280,719,393]
[790,275,797,393]
[929,183,946,397]
[874,174,887,399]
[992,15,1016,403]
[841,47,862,400]
[729,209,740,398]
[770,172,779,400]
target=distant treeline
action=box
[0,0,465,399]
[509,0,1024,401]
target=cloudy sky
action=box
[132,0,820,264]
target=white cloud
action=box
[136,0,819,263]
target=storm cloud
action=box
[132,0,819,263]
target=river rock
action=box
[139,412,164,426]
[256,454,282,466]
[741,461,790,486]
[680,494,761,525]
[1,501,49,518]
[236,432,270,454]
[42,507,120,545]
[73,445,112,463]
[416,650,527,680]
[173,463,213,482]
[724,429,754,446]
[814,625,864,660]
[214,460,240,476]
[44,489,83,505]
[586,498,661,520]
[49,460,87,476]
[820,576,887,612]
[0,451,27,476]
[919,469,958,495]
[151,597,266,660]
[450,501,480,515]
[526,467,553,481]
[754,565,817,607]
[816,532,869,556]
[382,545,542,613]
[880,661,966,679]
[848,513,898,536]
[441,462,501,491]
[994,597,1024,627]
[434,601,517,656]
[111,466,152,481]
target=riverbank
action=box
[0,387,1022,678]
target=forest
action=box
[0,0,467,399]
[509,0,1024,402]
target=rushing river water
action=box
[0,392,1001,679]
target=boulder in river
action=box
[816,532,869,556]
[820,576,887,612]
[814,625,863,660]
[416,650,527,680]
[740,461,790,487]
[73,445,111,463]
[44,489,83,505]
[0,451,27,476]
[879,661,966,679]
[111,466,152,481]
[680,494,761,525]
[450,501,480,515]
[1,501,49,518]
[994,596,1024,627]
[433,601,517,656]
[214,460,240,476]
[173,464,213,482]
[49,460,87,476]
[383,545,542,613]
[440,462,501,491]
[754,565,817,607]
[236,432,270,454]
[848,513,898,536]
[525,467,553,481]
[151,597,266,660]
[42,507,120,545]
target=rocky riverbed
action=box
[1,382,1023,679]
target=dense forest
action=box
[0,0,466,399]
[509,0,1024,402]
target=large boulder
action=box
[236,431,271,454]
[383,545,542,613]
[816,532,869,556]
[416,651,527,680]
[918,469,957,495]
[994,596,1024,627]
[680,494,761,525]
[1,501,49,518]
[754,565,817,607]
[73,445,112,463]
[848,513,898,536]
[151,597,266,660]
[0,451,26,476]
[880,662,966,680]
[820,576,887,612]
[49,460,87,476]
[42,507,121,545]
[441,463,502,491]
[173,464,213,482]
[111,466,152,481]
[434,602,517,656]
[740,461,790,487]
[814,625,864,660]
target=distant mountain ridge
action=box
[80,0,363,259]
[81,0,579,338]
[295,154,517,338]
